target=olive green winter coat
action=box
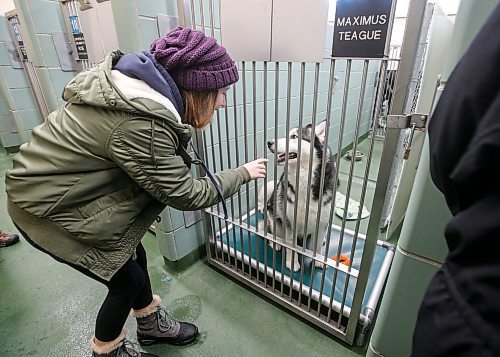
[5,51,250,281]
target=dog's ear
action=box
[315,121,327,143]
[302,124,313,141]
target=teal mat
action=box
[217,213,389,310]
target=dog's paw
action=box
[286,261,301,272]
[269,241,282,251]
[314,260,326,269]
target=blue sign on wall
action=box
[11,18,21,39]
[332,0,394,58]
[9,17,28,60]
[68,15,87,60]
[69,15,81,35]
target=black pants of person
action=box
[15,225,154,342]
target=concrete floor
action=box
[0,146,368,356]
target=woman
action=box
[5,27,267,357]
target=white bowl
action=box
[346,150,364,161]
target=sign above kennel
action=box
[332,0,395,58]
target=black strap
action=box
[189,141,228,219]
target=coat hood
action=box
[62,50,192,143]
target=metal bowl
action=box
[346,150,364,161]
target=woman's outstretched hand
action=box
[243,158,268,179]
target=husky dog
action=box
[258,121,336,272]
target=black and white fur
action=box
[258,121,336,272]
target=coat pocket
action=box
[77,186,139,219]
[69,190,152,246]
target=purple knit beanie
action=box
[149,27,239,91]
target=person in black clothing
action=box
[412,4,500,356]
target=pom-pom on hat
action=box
[149,27,239,91]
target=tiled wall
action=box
[14,0,76,111]
[0,16,41,148]
[112,0,179,51]
[136,0,179,46]
[0,0,78,148]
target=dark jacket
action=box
[5,51,250,281]
[412,4,500,356]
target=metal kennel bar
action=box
[337,60,369,324]
[272,61,280,292]
[315,58,337,316]
[293,62,307,303]
[176,0,417,346]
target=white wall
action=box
[0,0,15,15]
[390,0,460,46]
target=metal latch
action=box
[387,113,428,160]
[386,113,428,129]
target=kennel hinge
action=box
[386,113,428,129]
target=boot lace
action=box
[117,339,142,357]
[155,306,178,333]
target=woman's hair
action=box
[182,90,218,129]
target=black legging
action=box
[95,243,153,341]
[15,225,154,342]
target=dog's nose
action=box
[267,140,274,149]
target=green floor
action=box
[0,146,368,356]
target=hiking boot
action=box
[0,230,19,247]
[90,331,158,357]
[133,295,198,346]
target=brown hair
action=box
[181,90,218,129]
